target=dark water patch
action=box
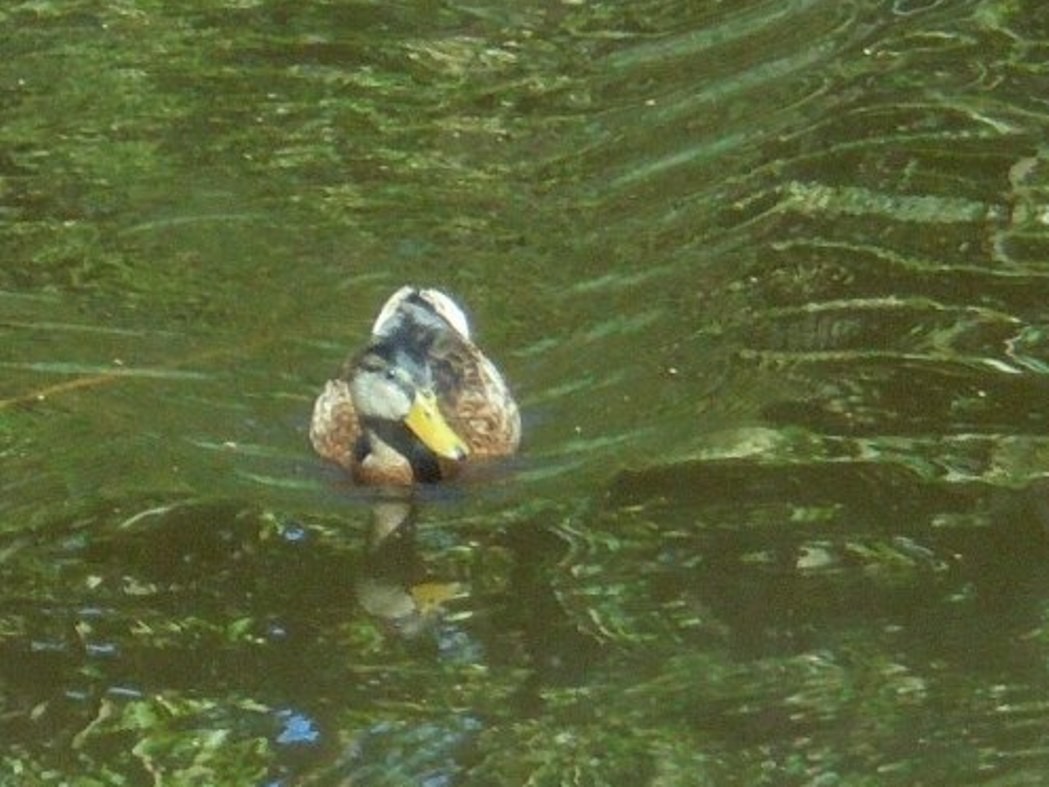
[759,358,1049,437]
[554,449,1049,675]
[0,497,487,780]
[469,453,1049,782]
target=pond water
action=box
[3,0,1049,783]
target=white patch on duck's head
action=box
[371,286,472,340]
[371,286,414,335]
[417,288,471,340]
[348,352,417,422]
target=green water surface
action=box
[3,0,1049,783]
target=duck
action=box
[309,286,521,485]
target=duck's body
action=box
[309,287,520,485]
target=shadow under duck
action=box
[309,287,521,485]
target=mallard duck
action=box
[309,286,521,485]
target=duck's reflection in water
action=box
[354,499,466,642]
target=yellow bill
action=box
[404,389,470,461]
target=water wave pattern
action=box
[525,4,1049,780]
[4,2,1049,781]
[541,1,1049,477]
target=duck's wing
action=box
[309,379,361,471]
[430,336,521,458]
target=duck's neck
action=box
[354,428,414,485]
[365,428,410,467]
[361,420,442,483]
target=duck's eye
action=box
[384,368,397,381]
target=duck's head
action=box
[349,345,470,462]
